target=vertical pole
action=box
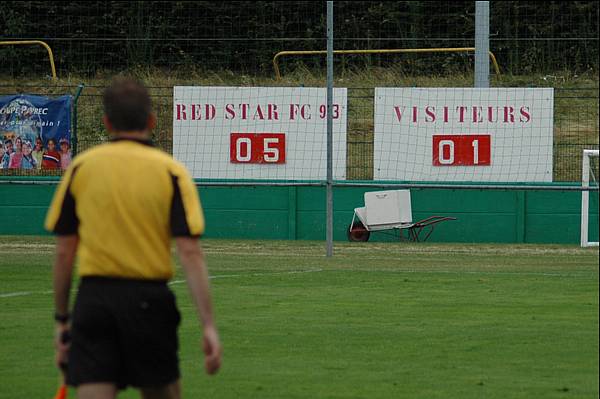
[581,150,590,247]
[474,1,490,88]
[72,84,85,156]
[326,1,334,257]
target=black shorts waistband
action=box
[80,276,168,287]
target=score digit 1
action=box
[230,133,286,164]
[432,134,491,166]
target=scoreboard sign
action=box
[173,87,347,180]
[374,88,554,182]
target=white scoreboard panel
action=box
[374,88,554,182]
[173,86,347,180]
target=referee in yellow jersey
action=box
[45,78,221,399]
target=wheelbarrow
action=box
[347,190,456,242]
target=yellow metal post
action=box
[273,47,500,79]
[0,40,57,80]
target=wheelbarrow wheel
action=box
[347,221,370,242]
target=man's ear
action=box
[147,113,157,130]
[102,115,114,132]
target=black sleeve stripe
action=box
[170,174,195,237]
[53,166,80,235]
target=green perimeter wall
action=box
[0,182,598,244]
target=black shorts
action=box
[67,276,181,389]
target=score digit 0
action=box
[230,133,286,164]
[433,134,491,166]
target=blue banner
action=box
[0,94,72,170]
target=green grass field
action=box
[0,236,598,399]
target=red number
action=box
[319,104,341,119]
[230,133,286,164]
[432,135,491,166]
[332,104,340,119]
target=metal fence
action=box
[0,1,598,78]
[1,84,596,182]
[1,1,598,182]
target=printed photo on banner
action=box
[0,94,72,171]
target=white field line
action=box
[1,242,598,258]
[169,268,324,286]
[2,249,595,265]
[0,243,55,250]
[350,269,595,278]
[0,269,324,299]
[2,267,596,299]
[0,290,53,298]
[0,291,37,298]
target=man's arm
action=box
[175,237,221,375]
[54,235,78,316]
[53,235,79,368]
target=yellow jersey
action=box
[45,138,204,280]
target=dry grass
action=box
[1,67,597,181]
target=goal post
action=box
[581,149,599,247]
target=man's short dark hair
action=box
[103,78,152,131]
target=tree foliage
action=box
[0,1,597,76]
